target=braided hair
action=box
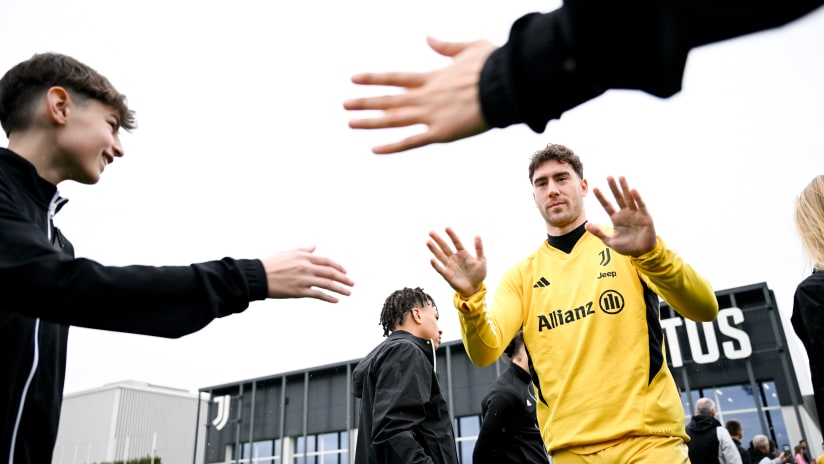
[380,287,435,337]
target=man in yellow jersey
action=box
[426,143,719,463]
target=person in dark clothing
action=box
[726,419,752,464]
[352,287,458,464]
[685,397,742,463]
[473,331,549,464]
[344,1,824,154]
[749,435,790,464]
[792,175,824,431]
[0,53,355,464]
[799,440,812,464]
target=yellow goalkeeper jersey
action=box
[455,231,717,453]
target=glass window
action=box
[454,415,480,464]
[292,431,348,464]
[235,439,281,463]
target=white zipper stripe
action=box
[9,192,62,461]
[9,318,40,464]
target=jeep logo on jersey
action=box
[599,290,624,314]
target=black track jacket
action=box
[352,330,458,464]
[792,269,824,430]
[479,0,824,132]
[473,362,549,464]
[0,148,268,463]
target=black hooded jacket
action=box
[473,362,549,464]
[686,414,723,463]
[0,148,267,463]
[352,330,458,464]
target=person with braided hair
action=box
[352,287,458,464]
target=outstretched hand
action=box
[427,228,486,298]
[585,176,657,257]
[344,36,495,154]
[261,246,354,303]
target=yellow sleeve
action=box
[453,266,526,367]
[631,237,718,322]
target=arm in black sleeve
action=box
[0,190,267,338]
[472,390,521,463]
[792,277,824,428]
[370,342,435,464]
[480,0,824,132]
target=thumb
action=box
[427,36,472,58]
[585,223,609,243]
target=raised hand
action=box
[585,176,657,257]
[344,36,495,154]
[427,227,486,298]
[261,246,354,303]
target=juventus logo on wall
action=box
[212,395,231,431]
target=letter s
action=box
[717,307,752,360]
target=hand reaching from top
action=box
[344,36,495,154]
[585,176,657,257]
[427,227,487,298]
[261,246,354,303]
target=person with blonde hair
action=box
[792,175,824,431]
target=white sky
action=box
[1,1,822,396]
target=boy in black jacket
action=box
[352,287,458,464]
[473,331,549,464]
[0,52,354,464]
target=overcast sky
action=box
[2,1,823,396]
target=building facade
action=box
[52,380,209,464]
[199,282,821,464]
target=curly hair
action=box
[0,53,136,137]
[379,287,435,337]
[528,143,583,184]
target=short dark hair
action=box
[528,143,583,184]
[725,419,743,437]
[0,53,136,137]
[379,287,435,337]
[503,330,524,359]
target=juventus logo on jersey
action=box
[599,248,611,266]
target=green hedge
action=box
[98,456,161,464]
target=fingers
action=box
[630,184,649,215]
[263,249,354,302]
[344,91,427,112]
[426,36,472,57]
[592,187,616,216]
[445,227,466,252]
[606,176,627,210]
[349,72,427,88]
[372,132,433,154]
[473,236,484,261]
[605,176,642,211]
[427,230,454,264]
[584,222,609,243]
[304,248,350,275]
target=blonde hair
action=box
[796,175,824,269]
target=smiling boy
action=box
[0,53,354,463]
